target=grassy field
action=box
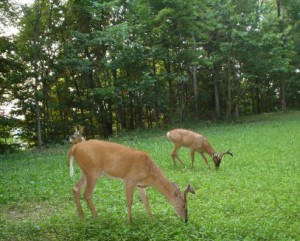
[0,111,299,240]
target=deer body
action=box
[68,139,194,223]
[167,129,232,170]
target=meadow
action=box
[0,111,299,240]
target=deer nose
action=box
[184,218,188,223]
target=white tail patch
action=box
[69,155,75,177]
[166,131,171,141]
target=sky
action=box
[1,0,34,36]
[16,0,34,5]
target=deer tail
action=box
[68,148,75,177]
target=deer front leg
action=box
[125,182,135,223]
[137,187,153,219]
[171,146,184,166]
[200,153,210,170]
[73,175,87,218]
[170,148,178,166]
[190,149,196,168]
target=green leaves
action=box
[1,0,300,144]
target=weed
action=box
[0,111,299,240]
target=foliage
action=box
[0,0,300,145]
[0,111,299,240]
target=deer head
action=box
[212,149,233,170]
[173,183,195,223]
[69,126,85,144]
[183,184,195,223]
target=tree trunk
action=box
[191,65,199,119]
[276,0,281,17]
[165,60,174,119]
[213,66,220,117]
[34,88,42,147]
[226,57,232,120]
[280,73,287,111]
[235,103,239,118]
[277,0,287,111]
[33,0,42,147]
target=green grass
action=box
[1,111,299,240]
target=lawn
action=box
[0,111,299,240]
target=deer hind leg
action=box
[84,173,100,218]
[171,146,183,166]
[200,153,210,170]
[137,187,153,219]
[125,181,136,223]
[73,175,87,218]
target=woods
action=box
[1,0,300,148]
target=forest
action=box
[1,0,300,149]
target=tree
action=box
[1,0,299,147]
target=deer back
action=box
[71,140,153,180]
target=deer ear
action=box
[79,126,84,134]
[173,183,181,197]
[174,189,182,198]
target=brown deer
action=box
[167,128,233,170]
[68,139,195,223]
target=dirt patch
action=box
[2,202,56,223]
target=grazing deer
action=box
[167,128,233,170]
[68,139,195,223]
[69,126,85,144]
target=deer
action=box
[67,138,195,223]
[167,128,233,170]
[69,126,85,144]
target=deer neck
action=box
[204,142,216,157]
[150,164,176,202]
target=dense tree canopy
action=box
[0,0,299,150]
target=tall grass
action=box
[0,111,299,240]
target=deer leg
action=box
[137,187,153,219]
[171,148,177,166]
[171,146,183,165]
[73,175,87,218]
[200,153,210,170]
[84,174,100,218]
[190,150,196,168]
[175,155,184,165]
[125,182,135,223]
